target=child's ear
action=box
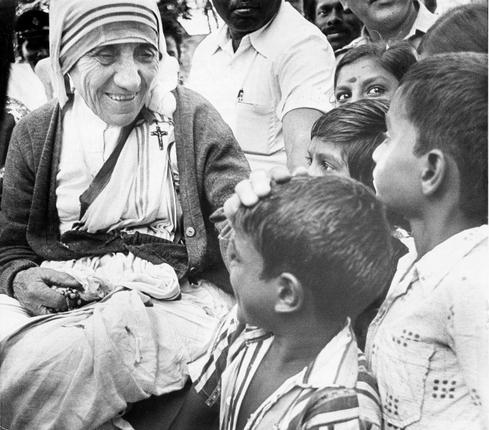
[274,273,304,314]
[421,149,447,197]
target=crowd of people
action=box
[0,0,487,429]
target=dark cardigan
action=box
[0,86,250,295]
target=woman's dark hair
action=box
[418,3,488,56]
[335,41,418,88]
[311,98,389,189]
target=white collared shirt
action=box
[190,306,381,430]
[367,225,489,429]
[187,1,335,171]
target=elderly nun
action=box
[0,0,248,427]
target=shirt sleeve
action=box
[274,33,336,120]
[188,305,244,407]
[446,253,489,424]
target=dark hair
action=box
[335,41,418,88]
[303,0,317,21]
[419,3,488,56]
[160,17,183,59]
[311,99,389,189]
[399,52,488,223]
[232,175,394,319]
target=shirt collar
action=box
[414,225,488,290]
[302,319,358,388]
[239,315,357,389]
[212,0,288,59]
[346,0,436,47]
[405,0,438,39]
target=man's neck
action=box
[409,208,478,259]
[368,1,418,43]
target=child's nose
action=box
[372,143,384,164]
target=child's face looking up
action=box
[372,91,423,218]
[306,137,350,177]
[335,57,399,105]
[227,230,275,326]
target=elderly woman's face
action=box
[70,42,159,126]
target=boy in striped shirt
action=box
[173,175,394,430]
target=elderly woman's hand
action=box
[13,267,82,316]
[223,167,308,220]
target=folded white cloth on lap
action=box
[0,284,232,430]
[41,252,181,301]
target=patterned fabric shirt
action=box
[366,225,489,429]
[189,306,382,430]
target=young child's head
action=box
[334,42,417,105]
[308,98,388,189]
[228,175,394,327]
[418,3,488,57]
[373,52,488,224]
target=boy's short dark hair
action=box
[232,175,394,319]
[335,42,417,88]
[419,3,488,56]
[398,52,488,223]
[311,99,389,189]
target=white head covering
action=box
[49,0,177,113]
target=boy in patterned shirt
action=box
[368,53,488,429]
[172,175,395,430]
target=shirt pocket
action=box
[375,342,434,428]
[234,100,277,155]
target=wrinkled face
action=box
[227,230,275,325]
[335,56,399,104]
[306,137,350,177]
[315,0,362,51]
[345,0,413,30]
[212,0,282,40]
[372,90,423,217]
[69,42,159,126]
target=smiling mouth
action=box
[106,93,138,102]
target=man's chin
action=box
[326,34,349,51]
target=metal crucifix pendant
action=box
[151,123,168,150]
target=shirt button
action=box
[185,227,196,237]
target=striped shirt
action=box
[189,306,381,430]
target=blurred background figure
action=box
[15,7,49,69]
[7,4,49,111]
[304,0,362,54]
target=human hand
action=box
[223,167,308,220]
[13,267,82,316]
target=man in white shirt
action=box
[338,0,438,52]
[187,0,335,171]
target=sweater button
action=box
[185,227,196,237]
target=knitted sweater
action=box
[0,86,249,295]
